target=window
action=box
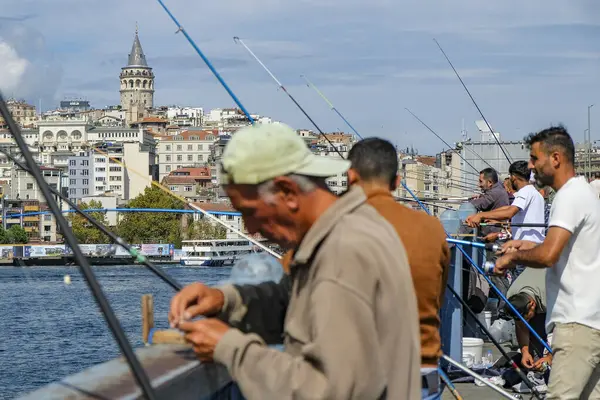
[197,144,203,151]
[44,215,52,221]
[198,155,203,161]
[69,169,76,176]
[109,176,122,181]
[177,155,182,162]
[187,155,193,161]
[70,179,76,185]
[109,166,121,172]
[44,226,51,232]
[82,170,89,176]
[95,167,105,172]
[69,188,76,195]
[83,179,89,185]
[177,145,182,151]
[165,155,171,162]
[169,186,177,191]
[184,185,193,192]
[227,215,234,221]
[166,165,171,172]
[83,189,89,195]
[27,183,34,190]
[187,144,193,151]
[81,160,89,166]
[341,181,347,187]
[166,145,171,151]
[96,177,105,182]
[425,184,430,191]
[69,160,76,166]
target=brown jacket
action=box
[282,188,450,366]
[215,186,421,399]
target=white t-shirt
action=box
[590,180,600,199]
[511,184,546,243]
[546,176,600,332]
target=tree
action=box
[117,186,185,247]
[68,200,110,244]
[7,225,28,244]
[185,216,227,240]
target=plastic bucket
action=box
[462,337,484,364]
[477,311,492,331]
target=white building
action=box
[157,130,219,180]
[167,107,204,128]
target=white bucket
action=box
[477,311,492,331]
[462,337,484,364]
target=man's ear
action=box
[271,176,301,211]
[347,168,359,185]
[392,175,401,191]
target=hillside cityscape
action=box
[0,29,598,244]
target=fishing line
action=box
[0,148,183,291]
[300,74,363,141]
[153,3,544,393]
[291,71,546,394]
[405,108,483,172]
[87,144,282,259]
[433,39,513,164]
[0,93,158,399]
[233,37,343,157]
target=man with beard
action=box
[495,126,600,399]
[465,160,546,278]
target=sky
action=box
[1,0,599,155]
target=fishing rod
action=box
[87,144,282,259]
[300,74,363,140]
[154,4,545,391]
[233,40,545,394]
[155,0,253,122]
[480,222,548,228]
[233,37,343,156]
[0,93,158,399]
[0,148,183,291]
[433,39,513,164]
[403,183,552,356]
[405,108,482,173]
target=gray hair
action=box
[257,174,320,203]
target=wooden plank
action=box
[142,294,154,344]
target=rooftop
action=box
[158,130,219,142]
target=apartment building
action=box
[157,130,219,180]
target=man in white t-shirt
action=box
[495,126,600,399]
[466,160,546,245]
[590,172,600,199]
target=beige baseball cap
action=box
[220,123,351,185]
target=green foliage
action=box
[117,186,185,247]
[68,200,110,244]
[185,216,227,240]
[7,225,28,244]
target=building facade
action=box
[157,130,219,180]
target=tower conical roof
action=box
[127,29,148,67]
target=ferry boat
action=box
[179,238,264,266]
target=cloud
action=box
[1,0,599,154]
[0,21,63,107]
[0,41,29,93]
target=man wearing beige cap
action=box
[169,123,421,399]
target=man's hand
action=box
[179,318,231,362]
[521,349,535,369]
[483,232,500,242]
[465,213,483,228]
[494,252,516,275]
[169,283,225,328]
[533,355,552,371]
[497,240,539,255]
